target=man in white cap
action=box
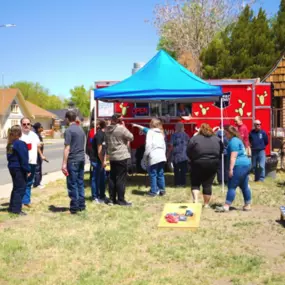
[249,120,268,182]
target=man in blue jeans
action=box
[62,111,86,214]
[89,120,112,204]
[249,120,268,182]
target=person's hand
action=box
[229,169,233,178]
[62,164,68,176]
[132,123,139,128]
[102,162,107,168]
[41,155,47,161]
[27,172,31,177]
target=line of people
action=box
[6,110,269,216]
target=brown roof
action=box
[0,88,19,115]
[263,53,285,97]
[25,101,56,119]
[0,88,32,117]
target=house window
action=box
[11,120,18,126]
[10,101,19,113]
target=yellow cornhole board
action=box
[158,203,202,231]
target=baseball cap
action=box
[33,122,43,130]
[254,120,261,125]
[111,113,122,122]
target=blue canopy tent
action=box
[94,50,226,192]
[94,50,223,103]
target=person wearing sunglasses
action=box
[249,120,268,182]
[19,117,41,207]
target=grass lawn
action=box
[0,173,285,285]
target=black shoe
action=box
[104,198,113,206]
[159,191,166,196]
[117,200,132,207]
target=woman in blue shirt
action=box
[6,125,31,215]
[216,125,251,212]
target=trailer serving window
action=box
[134,102,177,117]
[176,103,192,117]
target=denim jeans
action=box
[91,161,106,200]
[226,164,251,205]
[149,162,165,194]
[22,164,36,205]
[252,150,266,181]
[33,156,43,187]
[173,160,187,186]
[67,161,85,213]
[9,168,27,213]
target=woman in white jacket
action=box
[143,118,166,197]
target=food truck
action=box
[92,79,272,167]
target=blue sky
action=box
[0,0,281,98]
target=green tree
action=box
[9,81,63,110]
[201,6,276,79]
[274,0,285,54]
[69,85,90,117]
[247,8,276,78]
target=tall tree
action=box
[9,81,63,110]
[153,0,257,74]
[201,5,276,79]
[69,85,90,117]
[274,0,285,54]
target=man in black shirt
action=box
[90,120,110,204]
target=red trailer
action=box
[93,79,272,160]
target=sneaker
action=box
[203,204,210,209]
[19,211,27,216]
[37,185,46,189]
[159,191,166,196]
[93,198,104,204]
[117,200,132,207]
[215,205,230,213]
[147,192,158,197]
[243,205,251,211]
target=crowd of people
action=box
[6,110,269,215]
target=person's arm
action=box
[62,130,71,175]
[15,141,31,174]
[97,144,106,167]
[38,145,46,161]
[122,126,134,142]
[97,132,106,167]
[186,138,194,159]
[249,131,252,146]
[229,152,238,178]
[167,135,174,160]
[144,131,153,158]
[263,131,269,146]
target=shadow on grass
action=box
[276,219,285,228]
[131,189,148,196]
[0,207,9,212]
[48,205,69,213]
[210,203,238,211]
[1,202,9,207]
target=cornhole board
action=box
[158,203,202,231]
[280,206,285,221]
